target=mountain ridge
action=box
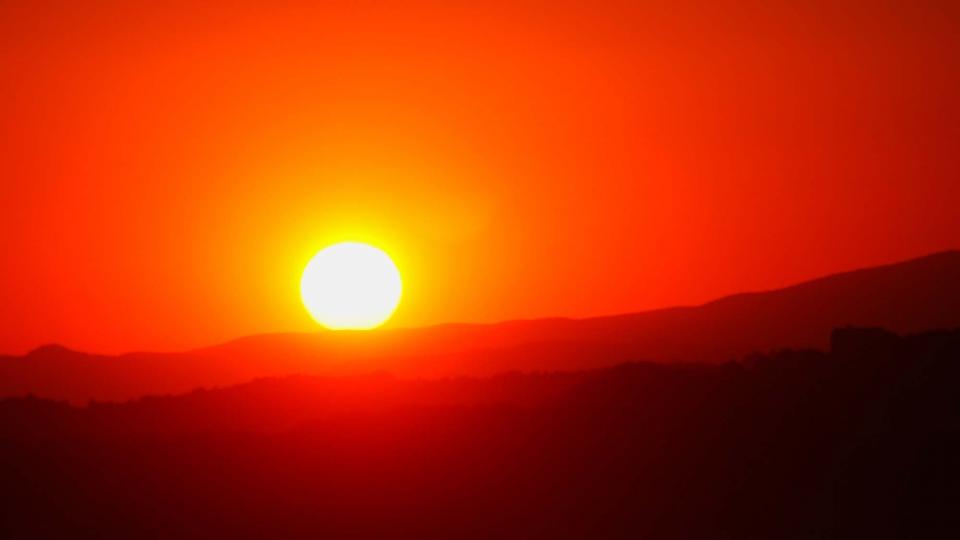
[3,249,958,402]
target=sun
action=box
[300,242,402,330]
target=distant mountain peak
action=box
[27,344,77,358]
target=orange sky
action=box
[1,0,958,354]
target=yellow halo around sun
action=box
[300,242,402,330]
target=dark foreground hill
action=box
[1,327,959,539]
[2,250,959,403]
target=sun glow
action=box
[300,242,402,330]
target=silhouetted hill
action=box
[1,328,958,539]
[1,250,958,402]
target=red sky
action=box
[1,0,958,354]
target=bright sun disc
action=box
[300,242,402,330]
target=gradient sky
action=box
[1,0,958,354]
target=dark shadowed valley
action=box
[2,327,959,539]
